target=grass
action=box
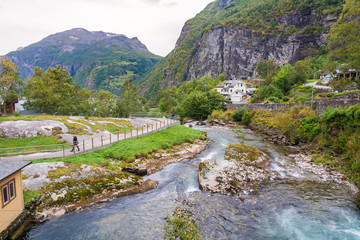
[315,89,360,100]
[32,125,206,166]
[23,189,40,205]
[0,136,71,157]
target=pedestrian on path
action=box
[70,135,80,152]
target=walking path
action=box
[1,118,179,161]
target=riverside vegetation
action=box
[212,105,360,205]
[22,125,207,216]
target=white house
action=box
[215,79,256,104]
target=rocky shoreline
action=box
[189,120,359,200]
[198,144,277,197]
[5,138,210,239]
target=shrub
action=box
[282,96,290,102]
[241,112,251,125]
[268,96,281,103]
[233,108,247,122]
[295,96,308,103]
[164,207,204,240]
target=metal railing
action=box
[0,117,180,161]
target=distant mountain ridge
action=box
[6,28,161,94]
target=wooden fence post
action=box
[124,130,126,139]
[101,136,103,146]
[110,133,112,144]
[137,128,138,137]
[92,138,94,150]
[83,140,85,152]
[117,132,119,141]
[73,143,75,155]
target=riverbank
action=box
[32,138,210,221]
[3,125,209,240]
[189,119,359,203]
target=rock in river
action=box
[198,144,276,196]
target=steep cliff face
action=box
[6,28,161,94]
[140,0,342,98]
[187,10,336,80]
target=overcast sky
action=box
[0,0,214,57]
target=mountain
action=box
[139,0,344,99]
[6,28,162,95]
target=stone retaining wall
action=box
[229,100,360,114]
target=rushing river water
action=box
[23,126,360,240]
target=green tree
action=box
[180,90,224,119]
[0,57,22,114]
[24,66,84,115]
[94,90,116,117]
[114,79,142,118]
[158,86,178,113]
[256,59,279,81]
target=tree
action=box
[94,90,116,117]
[179,90,224,119]
[256,59,279,82]
[113,79,142,118]
[24,66,84,115]
[0,57,22,114]
[158,86,178,113]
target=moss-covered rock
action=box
[225,144,270,168]
[198,144,275,196]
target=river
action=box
[22,126,360,240]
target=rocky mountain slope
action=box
[139,0,343,99]
[6,28,161,94]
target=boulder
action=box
[0,120,68,138]
[198,144,276,196]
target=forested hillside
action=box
[139,0,344,99]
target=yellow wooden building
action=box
[0,160,31,233]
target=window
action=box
[2,185,9,205]
[9,181,15,200]
[2,179,16,207]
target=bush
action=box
[164,207,204,240]
[268,96,281,103]
[241,112,251,125]
[282,96,290,102]
[295,96,309,103]
[233,108,247,122]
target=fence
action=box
[130,112,180,120]
[0,117,179,161]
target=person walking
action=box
[70,135,80,152]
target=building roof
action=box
[0,161,31,182]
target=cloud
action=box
[141,0,161,4]
[0,0,213,56]
[165,2,177,7]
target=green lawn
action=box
[23,189,40,205]
[0,136,70,157]
[32,125,206,166]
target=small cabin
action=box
[0,160,31,232]
[0,98,19,115]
